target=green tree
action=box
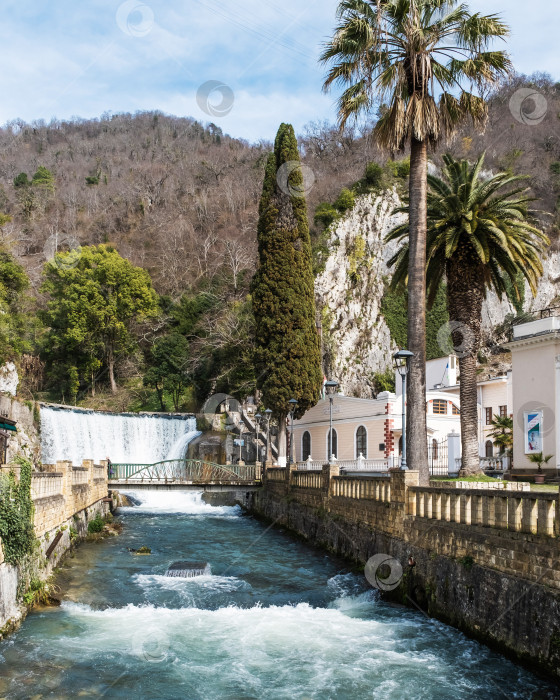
[144,333,190,411]
[41,244,159,397]
[487,414,513,456]
[386,153,548,475]
[32,166,55,193]
[0,249,35,363]
[321,0,511,484]
[251,123,323,465]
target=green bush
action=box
[334,188,355,213]
[314,202,339,228]
[550,162,560,175]
[365,162,384,188]
[87,516,105,534]
[387,157,411,179]
[0,456,35,565]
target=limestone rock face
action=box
[316,188,559,397]
[315,189,405,398]
[0,362,19,397]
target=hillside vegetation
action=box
[0,74,558,408]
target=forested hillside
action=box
[1,74,559,408]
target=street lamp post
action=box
[238,424,244,463]
[288,398,297,465]
[254,412,262,464]
[264,408,272,464]
[392,349,414,470]
[325,380,339,464]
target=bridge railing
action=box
[110,459,257,483]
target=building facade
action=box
[292,355,512,468]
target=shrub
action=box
[334,188,355,213]
[365,162,384,187]
[314,202,339,228]
[87,516,105,534]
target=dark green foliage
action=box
[550,162,560,176]
[143,333,190,411]
[87,516,105,533]
[0,249,34,363]
[0,456,35,565]
[32,166,55,192]
[365,162,384,187]
[314,202,339,229]
[334,188,355,213]
[40,244,159,400]
[386,157,411,179]
[381,282,449,360]
[85,175,100,186]
[373,369,395,394]
[251,123,323,420]
[13,173,29,188]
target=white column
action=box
[448,431,461,475]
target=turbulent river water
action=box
[0,491,554,699]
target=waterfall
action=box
[40,405,200,465]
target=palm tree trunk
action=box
[407,136,429,484]
[447,258,485,476]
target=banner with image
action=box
[524,411,543,454]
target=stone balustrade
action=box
[266,467,287,482]
[30,472,63,500]
[410,486,558,536]
[72,467,89,486]
[292,470,322,490]
[331,475,391,501]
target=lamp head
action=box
[325,379,339,397]
[393,349,414,377]
[288,398,298,409]
[264,408,272,418]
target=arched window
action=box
[485,440,494,458]
[327,428,338,459]
[432,439,438,459]
[356,426,367,458]
[451,404,460,415]
[302,431,311,461]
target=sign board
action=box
[233,439,245,446]
[524,410,543,454]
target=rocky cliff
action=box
[317,188,559,397]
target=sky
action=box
[1,0,559,142]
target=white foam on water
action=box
[50,600,535,699]
[119,489,241,517]
[133,573,249,594]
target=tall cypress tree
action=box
[251,123,323,465]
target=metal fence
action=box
[428,438,449,476]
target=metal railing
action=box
[109,459,257,483]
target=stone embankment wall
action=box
[0,459,110,636]
[249,466,560,679]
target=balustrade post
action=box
[521,497,538,534]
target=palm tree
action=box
[487,414,513,456]
[386,153,548,475]
[321,0,511,484]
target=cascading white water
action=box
[40,405,200,465]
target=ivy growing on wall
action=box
[0,456,35,565]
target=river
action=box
[0,490,554,699]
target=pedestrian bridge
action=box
[108,458,260,486]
